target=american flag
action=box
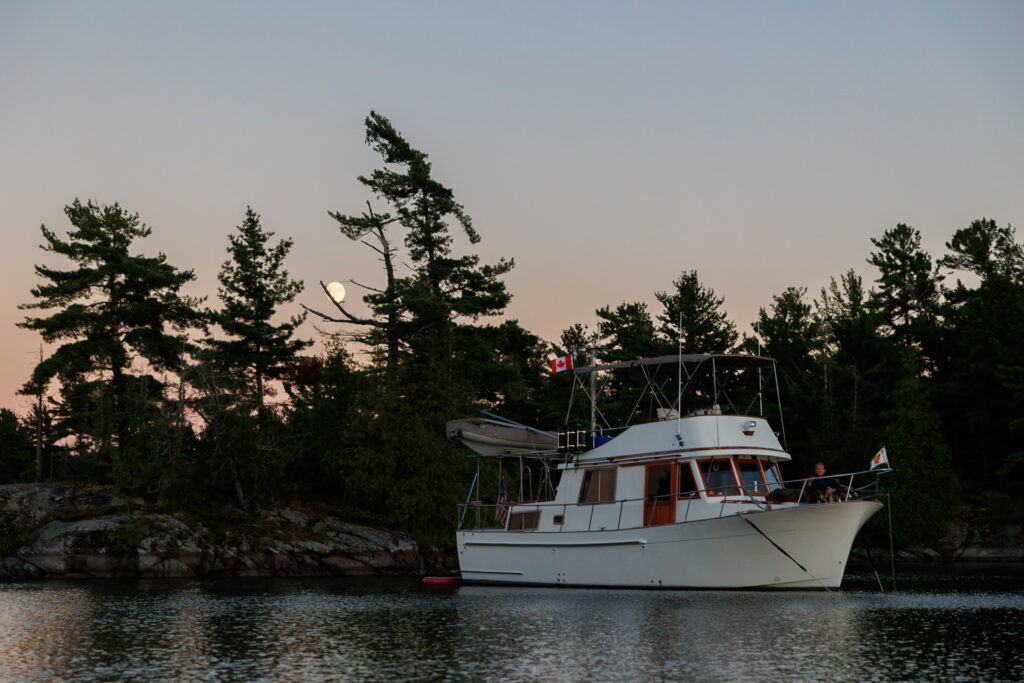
[495,475,509,527]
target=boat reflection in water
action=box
[450,354,890,590]
[2,574,1023,681]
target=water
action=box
[1,569,1022,682]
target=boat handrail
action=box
[780,466,891,503]
[458,467,888,532]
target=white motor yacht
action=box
[449,354,889,590]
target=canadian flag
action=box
[549,355,574,373]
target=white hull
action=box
[457,500,881,589]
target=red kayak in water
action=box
[422,576,462,586]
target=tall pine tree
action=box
[867,223,942,364]
[302,112,517,543]
[18,199,203,485]
[935,218,1024,478]
[208,206,309,415]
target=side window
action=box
[579,468,617,504]
[737,459,767,495]
[762,462,783,490]
[508,510,540,530]
[678,462,699,497]
[699,458,739,496]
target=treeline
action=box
[1,112,1022,548]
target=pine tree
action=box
[867,223,942,361]
[655,270,738,353]
[0,409,33,484]
[813,270,914,472]
[596,302,664,361]
[208,206,309,415]
[742,286,824,467]
[300,113,518,542]
[934,218,1024,478]
[18,200,203,479]
[311,111,514,388]
[881,377,959,545]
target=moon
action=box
[326,281,346,304]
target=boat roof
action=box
[574,353,775,375]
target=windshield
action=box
[699,459,739,496]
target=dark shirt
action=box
[808,475,840,500]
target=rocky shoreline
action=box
[2,482,1020,580]
[881,484,1023,564]
[0,483,454,580]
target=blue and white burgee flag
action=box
[870,446,889,470]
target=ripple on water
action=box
[0,573,1022,681]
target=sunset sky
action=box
[2,1,1022,413]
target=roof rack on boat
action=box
[569,352,785,449]
[573,353,775,375]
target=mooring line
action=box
[864,544,885,593]
[739,513,832,592]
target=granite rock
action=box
[1,483,436,580]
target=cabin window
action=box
[507,510,540,530]
[698,458,739,496]
[579,468,617,504]
[762,462,783,490]
[736,459,768,495]
[678,462,699,498]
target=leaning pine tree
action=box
[311,111,515,389]
[304,112,520,543]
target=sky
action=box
[2,1,1023,414]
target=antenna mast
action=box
[676,313,682,443]
[757,321,763,416]
[589,333,597,433]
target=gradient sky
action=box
[2,1,1022,414]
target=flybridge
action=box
[448,353,786,461]
[562,352,787,452]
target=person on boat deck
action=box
[807,461,841,502]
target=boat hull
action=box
[456,500,882,589]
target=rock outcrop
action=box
[0,483,452,580]
[937,487,1024,562]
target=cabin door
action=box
[644,463,676,526]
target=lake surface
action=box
[1,568,1022,682]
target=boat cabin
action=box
[502,411,790,532]
[452,354,799,534]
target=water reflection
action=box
[1,570,1022,681]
